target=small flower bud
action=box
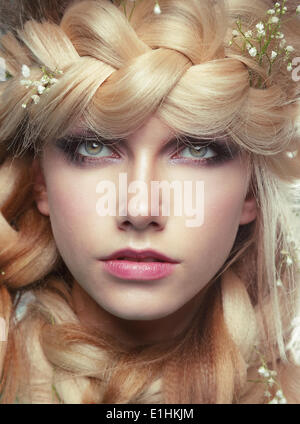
[153,3,161,14]
[248,47,257,57]
[37,85,46,94]
[31,94,40,104]
[271,51,278,60]
[286,45,295,53]
[21,64,31,78]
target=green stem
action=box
[128,1,136,21]
[258,38,263,65]
[265,53,272,75]
[121,0,127,17]
[236,21,255,50]
[247,379,265,384]
[52,384,62,404]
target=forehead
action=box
[127,115,175,144]
[68,114,177,146]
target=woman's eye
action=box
[55,135,121,166]
[170,139,239,167]
[178,145,217,160]
[77,140,113,157]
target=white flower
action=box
[280,39,287,48]
[31,94,40,104]
[37,85,46,94]
[20,79,33,87]
[41,75,49,84]
[248,47,257,57]
[297,5,300,14]
[21,103,27,109]
[271,50,278,60]
[258,366,270,377]
[274,2,280,7]
[279,397,287,404]
[21,64,31,78]
[50,78,58,84]
[286,150,298,158]
[256,22,265,31]
[286,256,293,266]
[287,62,293,71]
[232,29,239,36]
[276,390,284,399]
[286,45,295,53]
[245,30,253,38]
[267,9,275,14]
[264,390,272,398]
[268,377,276,387]
[275,32,284,39]
[276,279,283,287]
[256,22,266,37]
[269,16,280,23]
[268,398,279,404]
[153,3,161,14]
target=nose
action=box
[116,156,168,232]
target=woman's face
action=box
[33,115,257,332]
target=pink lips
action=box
[100,248,179,281]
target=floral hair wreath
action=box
[228,0,300,88]
[0,1,298,96]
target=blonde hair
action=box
[0,0,300,403]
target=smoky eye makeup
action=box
[54,130,242,169]
[54,132,123,166]
[170,135,242,166]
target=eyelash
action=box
[55,135,238,168]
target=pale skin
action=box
[32,114,257,347]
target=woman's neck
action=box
[71,280,205,348]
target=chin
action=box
[104,304,176,321]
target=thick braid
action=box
[221,267,258,362]
[0,156,61,402]
[0,157,59,290]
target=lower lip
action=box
[101,260,177,281]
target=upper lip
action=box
[100,248,179,263]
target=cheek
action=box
[180,165,248,272]
[201,170,247,252]
[45,167,102,261]
[205,178,246,229]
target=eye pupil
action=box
[190,145,208,157]
[85,140,103,155]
